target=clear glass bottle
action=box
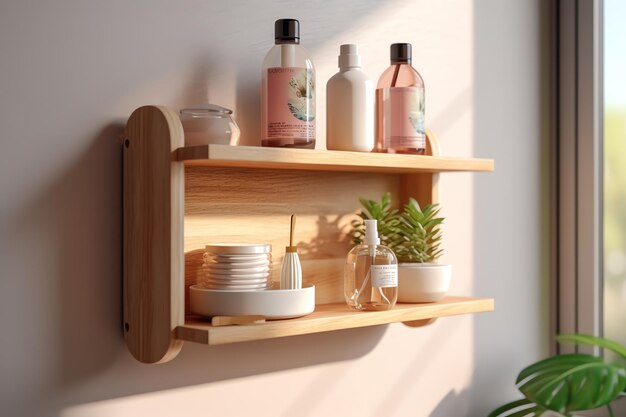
[345,219,398,311]
[261,19,316,149]
[375,43,425,154]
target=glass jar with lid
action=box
[180,104,241,146]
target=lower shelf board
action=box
[175,296,494,346]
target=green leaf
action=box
[487,399,545,417]
[352,194,445,262]
[517,354,626,413]
[517,354,599,384]
[353,192,402,250]
[556,334,626,361]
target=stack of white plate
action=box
[201,244,271,290]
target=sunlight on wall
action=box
[67,1,477,413]
[0,0,561,415]
[105,2,476,416]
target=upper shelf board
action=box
[176,144,494,174]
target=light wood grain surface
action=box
[178,296,494,345]
[184,167,401,305]
[124,108,494,361]
[124,105,185,363]
[183,132,449,305]
[176,143,494,174]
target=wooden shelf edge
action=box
[175,296,494,346]
[176,145,494,174]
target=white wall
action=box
[0,1,549,416]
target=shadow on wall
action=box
[13,0,463,412]
[35,123,389,393]
[469,0,551,415]
[178,53,215,109]
[429,389,471,417]
[7,123,127,387]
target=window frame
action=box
[552,0,604,354]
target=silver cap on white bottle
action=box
[338,44,362,69]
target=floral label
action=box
[266,67,315,139]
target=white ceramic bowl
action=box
[205,243,271,255]
[206,253,270,260]
[206,277,267,285]
[189,284,315,319]
[203,265,270,274]
[206,257,270,265]
[203,259,270,269]
[397,263,452,303]
[203,283,268,290]
[206,271,270,279]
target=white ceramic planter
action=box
[397,263,452,303]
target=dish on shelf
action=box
[206,252,270,258]
[204,264,270,275]
[205,277,269,285]
[201,244,272,290]
[188,284,316,319]
[203,283,268,290]
[206,271,270,279]
[204,243,271,255]
[203,260,270,269]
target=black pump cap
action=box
[390,43,412,64]
[275,19,300,44]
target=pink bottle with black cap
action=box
[261,19,316,148]
[375,43,425,154]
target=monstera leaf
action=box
[487,399,546,417]
[556,334,626,361]
[489,334,626,417]
[517,354,626,413]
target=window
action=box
[603,0,626,358]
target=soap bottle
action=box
[375,43,425,154]
[326,44,374,152]
[261,19,316,149]
[344,219,398,311]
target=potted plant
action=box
[352,192,451,302]
[489,334,626,417]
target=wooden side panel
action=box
[124,105,184,363]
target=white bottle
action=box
[326,44,374,152]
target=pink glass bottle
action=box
[375,43,425,154]
[261,19,316,149]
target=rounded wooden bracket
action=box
[399,129,441,208]
[425,129,441,157]
[402,318,438,328]
[123,105,185,363]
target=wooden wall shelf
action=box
[123,105,496,364]
[177,297,494,346]
[177,144,494,174]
